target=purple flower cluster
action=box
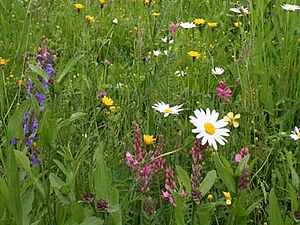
[216,81,232,102]
[189,139,207,203]
[161,166,176,205]
[22,112,40,166]
[125,121,166,194]
[12,38,56,167]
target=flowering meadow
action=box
[0,0,300,224]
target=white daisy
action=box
[153,50,161,57]
[175,70,187,77]
[229,7,249,14]
[152,101,183,117]
[211,67,225,75]
[189,108,230,150]
[112,18,118,24]
[163,50,170,56]
[281,3,300,11]
[180,22,196,29]
[161,37,174,44]
[290,126,300,140]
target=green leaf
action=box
[49,173,65,189]
[58,112,87,129]
[109,187,122,225]
[22,188,34,225]
[94,144,111,200]
[57,54,84,84]
[287,184,297,213]
[39,111,58,146]
[28,64,49,81]
[199,170,217,197]
[7,100,29,141]
[14,150,33,179]
[70,202,85,224]
[7,146,23,225]
[176,166,191,197]
[173,192,185,225]
[80,217,103,225]
[269,188,284,225]
[214,154,236,193]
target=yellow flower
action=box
[102,96,114,107]
[109,106,117,113]
[194,18,206,26]
[143,0,150,5]
[207,194,213,200]
[85,15,95,23]
[152,12,160,17]
[224,112,240,128]
[0,57,9,67]
[143,135,156,146]
[208,22,218,29]
[234,21,242,28]
[187,51,200,59]
[223,192,232,205]
[74,3,84,11]
[99,0,106,5]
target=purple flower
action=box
[11,137,18,147]
[45,63,55,76]
[36,55,43,61]
[31,116,38,133]
[36,92,46,107]
[26,79,33,99]
[25,136,35,148]
[31,152,40,167]
[38,77,49,91]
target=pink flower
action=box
[169,22,179,34]
[234,146,250,163]
[234,153,242,163]
[216,81,232,102]
[161,191,174,205]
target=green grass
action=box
[0,0,300,224]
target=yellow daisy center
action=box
[297,133,300,138]
[163,108,173,113]
[204,122,216,135]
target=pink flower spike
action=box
[234,153,242,163]
[240,146,249,156]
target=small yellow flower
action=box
[207,194,213,200]
[101,96,114,107]
[74,3,84,11]
[194,18,206,26]
[224,112,241,128]
[143,0,150,5]
[17,79,24,86]
[85,15,95,23]
[152,12,160,17]
[0,57,9,67]
[143,135,156,146]
[109,106,118,113]
[234,21,242,28]
[223,192,232,205]
[99,0,106,5]
[187,51,200,59]
[208,22,218,29]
